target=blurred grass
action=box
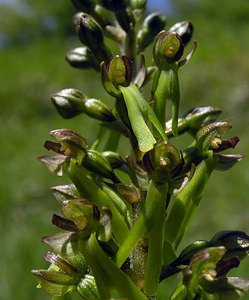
[0,1,249,299]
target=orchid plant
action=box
[32,1,249,299]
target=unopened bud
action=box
[115,8,135,33]
[211,230,249,260]
[101,1,134,32]
[76,13,103,46]
[137,12,166,53]
[168,21,194,46]
[185,106,222,131]
[83,98,115,122]
[76,13,111,63]
[51,88,86,119]
[94,4,115,27]
[66,47,100,70]
[166,106,222,137]
[82,149,119,182]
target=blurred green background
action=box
[0,0,249,299]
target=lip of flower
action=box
[107,55,133,88]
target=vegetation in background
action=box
[0,0,249,299]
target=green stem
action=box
[104,130,121,152]
[114,208,146,267]
[91,126,107,150]
[152,69,167,126]
[124,27,136,65]
[114,179,168,277]
[144,181,168,296]
[91,126,121,152]
[164,151,215,249]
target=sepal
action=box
[32,251,82,297]
[214,153,243,171]
[42,232,88,272]
[48,129,88,163]
[38,154,68,176]
[51,184,80,202]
